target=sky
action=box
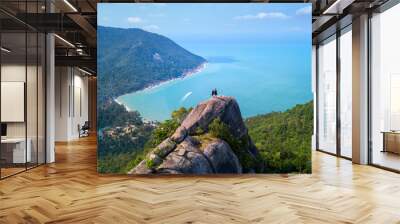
[98,3,311,43]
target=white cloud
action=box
[296,6,312,15]
[127,16,143,24]
[234,12,289,20]
[143,25,160,31]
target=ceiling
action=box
[0,0,98,74]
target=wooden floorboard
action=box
[1,136,400,223]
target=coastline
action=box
[114,98,131,112]
[114,62,207,111]
[139,62,207,92]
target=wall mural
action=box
[97,3,313,175]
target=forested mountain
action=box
[98,100,313,174]
[97,26,206,105]
[97,102,155,173]
[245,101,313,173]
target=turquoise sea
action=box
[117,42,312,121]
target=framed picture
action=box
[97,3,312,175]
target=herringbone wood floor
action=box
[1,136,400,224]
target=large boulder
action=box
[178,96,248,138]
[157,137,214,174]
[170,126,187,143]
[129,96,263,175]
[202,139,242,173]
[128,160,152,175]
[153,138,176,158]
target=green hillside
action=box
[245,101,313,173]
[97,26,206,105]
[98,101,314,174]
[97,102,154,173]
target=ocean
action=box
[117,42,312,121]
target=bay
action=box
[117,42,312,121]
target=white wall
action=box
[72,73,89,138]
[55,67,69,141]
[55,67,89,141]
[1,65,26,139]
[1,65,42,137]
[1,63,46,164]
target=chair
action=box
[79,121,90,138]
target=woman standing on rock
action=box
[211,88,218,96]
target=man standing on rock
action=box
[211,88,218,97]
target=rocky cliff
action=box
[128,96,263,175]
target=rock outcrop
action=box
[128,96,262,175]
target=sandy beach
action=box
[138,62,207,92]
[114,62,207,111]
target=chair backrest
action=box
[83,121,90,129]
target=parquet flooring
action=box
[1,136,400,223]
[0,167,26,178]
